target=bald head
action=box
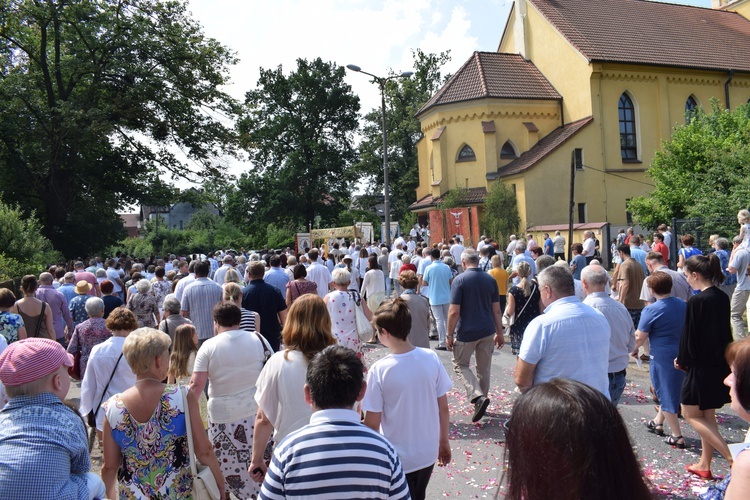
[38,272,54,285]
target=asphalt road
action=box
[68,340,747,500]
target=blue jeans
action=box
[608,369,627,406]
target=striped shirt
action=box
[181,278,222,340]
[260,409,411,500]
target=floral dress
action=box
[104,384,193,499]
[0,311,24,344]
[325,290,362,355]
[66,317,111,379]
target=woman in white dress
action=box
[360,255,386,343]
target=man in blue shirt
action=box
[0,338,106,499]
[543,233,554,257]
[446,249,504,422]
[422,248,453,350]
[263,254,291,294]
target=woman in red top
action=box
[398,255,417,275]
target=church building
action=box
[410,0,750,244]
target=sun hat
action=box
[343,255,353,261]
[0,338,74,386]
[75,280,92,294]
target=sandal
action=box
[646,420,664,436]
[665,435,685,449]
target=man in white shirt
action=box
[515,266,611,399]
[213,255,234,285]
[449,238,465,273]
[506,235,517,256]
[582,231,596,264]
[581,265,634,406]
[306,249,333,298]
[509,242,536,285]
[174,260,197,302]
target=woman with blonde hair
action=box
[504,261,542,355]
[167,324,208,425]
[224,267,244,286]
[248,294,337,483]
[102,327,224,499]
[223,281,260,332]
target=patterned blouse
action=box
[68,295,91,327]
[151,280,172,309]
[104,385,193,499]
[0,311,24,344]
[66,317,111,379]
[127,293,159,328]
[285,279,318,304]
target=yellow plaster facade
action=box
[412,0,750,232]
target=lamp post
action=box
[346,64,413,248]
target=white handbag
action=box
[181,386,221,500]
[349,291,373,341]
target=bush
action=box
[0,202,62,281]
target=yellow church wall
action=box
[415,137,429,201]
[593,64,750,173]
[418,98,560,198]
[500,0,593,123]
[722,0,750,19]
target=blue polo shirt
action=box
[422,261,453,305]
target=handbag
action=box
[68,350,82,381]
[503,284,537,329]
[181,385,221,500]
[349,291,373,341]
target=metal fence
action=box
[670,217,737,258]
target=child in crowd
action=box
[738,209,750,249]
[362,298,453,500]
[0,288,24,344]
[0,338,105,499]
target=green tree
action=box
[356,49,452,222]
[0,0,238,257]
[0,201,61,281]
[628,100,750,229]
[237,58,360,241]
[481,182,521,243]
[436,187,470,210]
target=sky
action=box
[187,0,713,116]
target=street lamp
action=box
[346,64,413,248]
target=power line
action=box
[581,163,655,187]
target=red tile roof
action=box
[488,116,593,179]
[417,52,561,116]
[409,187,488,211]
[528,0,750,72]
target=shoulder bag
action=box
[181,385,221,500]
[349,291,373,341]
[503,284,537,328]
[253,332,273,365]
[87,352,123,451]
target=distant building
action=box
[120,188,220,236]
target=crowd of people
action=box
[1,217,750,499]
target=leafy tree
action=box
[0,201,62,281]
[436,187,470,210]
[481,182,521,243]
[237,58,360,241]
[628,100,750,229]
[0,0,238,257]
[356,49,452,222]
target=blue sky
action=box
[188,0,713,114]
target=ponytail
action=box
[684,254,725,285]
